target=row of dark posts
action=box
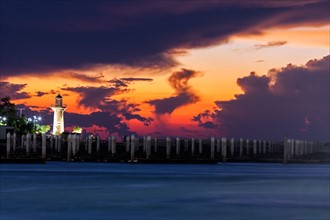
[5,133,319,163]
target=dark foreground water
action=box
[0,162,329,220]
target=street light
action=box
[28,116,42,132]
[0,116,7,126]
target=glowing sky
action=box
[0,1,329,141]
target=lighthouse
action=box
[51,94,67,135]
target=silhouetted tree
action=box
[0,96,34,134]
[0,96,17,125]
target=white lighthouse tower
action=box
[51,94,67,135]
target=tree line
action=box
[0,96,50,134]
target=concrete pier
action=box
[54,135,60,152]
[143,136,147,153]
[263,140,266,154]
[239,138,243,158]
[146,136,151,159]
[130,135,135,161]
[126,136,130,152]
[246,139,249,155]
[12,133,16,152]
[67,134,72,161]
[57,135,61,152]
[72,134,77,156]
[111,136,116,155]
[88,135,92,155]
[49,135,54,152]
[230,138,234,156]
[166,137,171,159]
[191,138,195,156]
[289,139,293,158]
[283,138,289,163]
[216,139,220,153]
[32,134,37,153]
[221,137,227,162]
[176,137,180,155]
[6,132,10,158]
[184,139,188,152]
[42,133,46,159]
[253,139,257,155]
[210,137,215,159]
[76,135,80,152]
[96,135,100,153]
[107,136,111,152]
[26,133,31,155]
[21,135,25,150]
[154,138,158,153]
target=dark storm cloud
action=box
[193,55,329,141]
[0,81,31,99]
[254,41,287,49]
[0,1,328,75]
[148,69,200,114]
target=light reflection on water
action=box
[1,162,329,220]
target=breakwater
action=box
[1,133,328,163]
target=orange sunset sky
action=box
[1,1,329,141]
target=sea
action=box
[0,162,329,220]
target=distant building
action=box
[51,94,67,135]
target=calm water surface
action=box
[1,162,329,220]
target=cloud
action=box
[123,112,153,126]
[1,1,328,75]
[0,81,31,99]
[120,77,153,82]
[108,77,153,88]
[193,55,329,141]
[148,93,199,115]
[69,72,105,83]
[35,91,48,97]
[112,102,153,126]
[66,111,135,137]
[108,78,129,88]
[62,85,125,109]
[254,41,287,49]
[168,69,200,92]
[192,109,219,129]
[62,82,153,126]
[148,68,200,114]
